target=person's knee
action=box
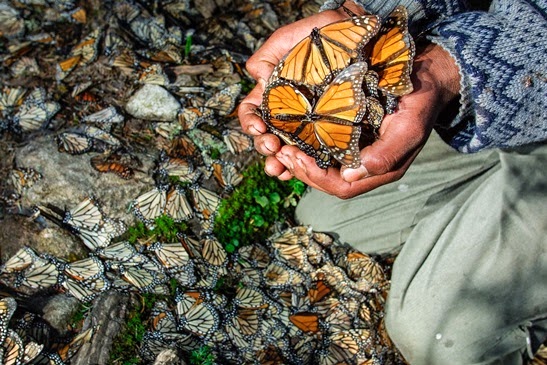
[384,303,531,365]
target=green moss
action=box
[189,346,216,365]
[109,293,159,365]
[124,215,188,244]
[69,302,91,330]
[214,160,306,249]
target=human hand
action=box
[238,3,366,180]
[238,6,460,199]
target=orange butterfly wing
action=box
[367,6,415,96]
[289,312,320,333]
[272,15,380,86]
[313,62,368,168]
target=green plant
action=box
[214,160,306,252]
[189,346,216,365]
[109,293,159,365]
[124,215,188,244]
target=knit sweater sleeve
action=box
[428,0,547,152]
[321,0,547,152]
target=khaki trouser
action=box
[295,131,547,364]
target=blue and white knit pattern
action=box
[322,0,547,152]
[430,0,547,152]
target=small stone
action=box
[153,349,186,365]
[125,84,180,122]
[42,295,80,335]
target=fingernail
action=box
[258,78,267,90]
[249,124,261,135]
[341,165,369,182]
[264,139,276,154]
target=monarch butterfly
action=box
[345,251,386,284]
[21,262,59,289]
[363,6,415,97]
[222,128,253,155]
[177,300,219,337]
[167,135,198,158]
[12,88,60,133]
[178,107,216,130]
[74,225,112,251]
[1,329,24,365]
[63,196,104,232]
[324,305,353,330]
[264,260,306,288]
[308,279,332,304]
[82,106,124,124]
[201,236,227,267]
[56,55,81,81]
[57,326,95,362]
[10,57,39,77]
[164,186,194,222]
[289,312,320,333]
[91,149,141,180]
[237,243,270,269]
[151,310,182,341]
[270,15,380,87]
[155,153,195,181]
[0,87,26,112]
[272,236,309,272]
[56,132,94,155]
[22,341,43,364]
[186,128,226,154]
[0,297,17,343]
[203,83,242,116]
[83,125,121,148]
[96,240,137,262]
[190,184,220,220]
[324,329,373,364]
[67,7,86,23]
[61,277,99,302]
[120,266,157,292]
[138,64,171,85]
[9,167,42,194]
[150,242,190,269]
[262,61,368,169]
[132,185,168,227]
[0,247,40,274]
[212,160,243,191]
[234,286,268,310]
[72,28,101,66]
[64,256,104,282]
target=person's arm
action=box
[428,0,547,152]
[322,0,467,34]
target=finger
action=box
[264,155,288,177]
[254,134,282,156]
[245,10,350,81]
[342,95,434,182]
[238,81,267,136]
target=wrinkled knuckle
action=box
[367,153,398,175]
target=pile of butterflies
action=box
[0,0,407,363]
[259,6,415,169]
[1,216,404,364]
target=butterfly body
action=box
[263,62,368,169]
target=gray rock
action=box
[42,295,81,336]
[16,135,154,222]
[71,292,130,365]
[125,84,180,122]
[153,349,186,365]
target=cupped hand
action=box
[238,4,365,180]
[238,5,461,199]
